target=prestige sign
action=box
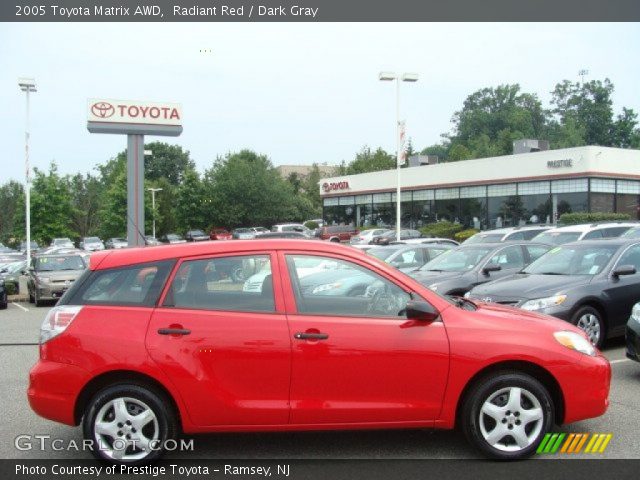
[87,99,182,126]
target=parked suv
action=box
[465,226,552,244]
[318,225,359,242]
[26,253,86,306]
[184,230,209,242]
[531,223,637,245]
[29,240,610,464]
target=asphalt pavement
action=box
[0,301,638,460]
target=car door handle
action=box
[294,332,329,340]
[158,328,191,336]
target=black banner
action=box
[2,0,640,22]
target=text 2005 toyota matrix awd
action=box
[28,240,610,464]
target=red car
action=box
[28,240,610,464]
[209,228,232,241]
[318,225,359,242]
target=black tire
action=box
[571,305,605,348]
[82,384,177,465]
[330,237,340,243]
[28,288,34,304]
[461,371,554,460]
[34,291,43,307]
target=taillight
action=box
[40,305,83,344]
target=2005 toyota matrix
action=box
[28,240,610,464]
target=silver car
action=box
[27,254,87,306]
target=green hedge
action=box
[4,281,16,296]
[304,221,319,230]
[454,228,479,242]
[419,221,465,240]
[559,212,631,225]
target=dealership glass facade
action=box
[322,177,640,229]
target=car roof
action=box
[544,222,638,233]
[556,238,640,248]
[458,241,549,249]
[475,226,551,235]
[89,239,371,270]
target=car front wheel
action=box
[82,384,177,465]
[461,371,554,460]
[572,306,605,348]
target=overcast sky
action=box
[1,22,639,184]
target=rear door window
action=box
[164,255,275,313]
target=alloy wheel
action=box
[93,397,159,461]
[478,386,544,452]
[576,313,601,346]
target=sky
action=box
[0,22,639,184]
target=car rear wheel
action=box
[572,306,605,348]
[461,371,554,460]
[34,291,43,307]
[82,384,177,465]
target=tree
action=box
[447,84,546,159]
[143,142,195,186]
[300,164,323,214]
[175,169,207,233]
[204,150,303,228]
[69,173,102,238]
[550,79,615,146]
[611,108,640,148]
[344,147,395,174]
[0,181,24,244]
[13,163,78,245]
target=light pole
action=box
[147,187,163,239]
[18,78,36,260]
[379,72,418,241]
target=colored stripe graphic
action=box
[538,433,612,454]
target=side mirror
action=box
[613,265,637,277]
[482,264,502,275]
[405,300,439,323]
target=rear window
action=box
[65,260,174,307]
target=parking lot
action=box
[1,301,638,460]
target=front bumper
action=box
[625,317,640,362]
[28,360,90,426]
[558,353,611,424]
[35,283,71,300]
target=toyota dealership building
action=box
[319,146,640,230]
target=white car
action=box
[243,257,341,292]
[350,229,391,245]
[79,237,105,251]
[464,226,552,244]
[271,223,315,238]
[532,222,638,245]
[392,237,460,246]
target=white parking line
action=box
[609,358,631,365]
[11,302,29,312]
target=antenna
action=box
[578,69,589,84]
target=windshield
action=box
[418,246,493,272]
[53,238,72,245]
[35,255,85,272]
[167,234,181,240]
[465,233,504,244]
[532,231,581,245]
[622,228,640,239]
[84,237,100,243]
[189,230,205,236]
[368,247,402,261]
[523,244,618,275]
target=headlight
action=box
[463,292,470,298]
[631,303,640,323]
[554,331,596,356]
[312,282,342,294]
[37,276,50,284]
[428,283,439,292]
[521,295,567,311]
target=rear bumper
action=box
[28,360,90,426]
[559,353,611,424]
[625,319,640,362]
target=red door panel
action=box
[288,314,449,424]
[146,252,291,427]
[278,251,450,425]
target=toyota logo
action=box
[322,182,329,192]
[91,101,115,118]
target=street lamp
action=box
[18,77,36,260]
[147,187,163,239]
[379,71,418,241]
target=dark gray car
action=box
[467,239,640,347]
[409,242,551,296]
[27,254,87,306]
